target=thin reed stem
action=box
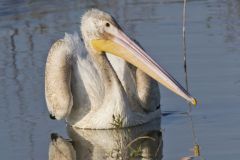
[182,0,201,157]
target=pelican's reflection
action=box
[49,120,162,160]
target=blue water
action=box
[0,0,240,159]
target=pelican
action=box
[45,9,196,129]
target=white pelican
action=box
[45,9,196,129]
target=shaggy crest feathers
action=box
[63,32,85,57]
[63,33,105,107]
[81,9,112,23]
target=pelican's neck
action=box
[84,42,123,91]
[92,53,117,90]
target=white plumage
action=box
[62,33,160,128]
[45,9,196,129]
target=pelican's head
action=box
[81,9,116,47]
[81,9,197,105]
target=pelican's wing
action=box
[45,33,80,120]
[132,39,160,112]
[136,68,160,111]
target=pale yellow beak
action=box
[91,27,197,106]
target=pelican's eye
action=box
[105,22,110,27]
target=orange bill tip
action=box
[191,98,197,106]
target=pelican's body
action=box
[45,9,196,129]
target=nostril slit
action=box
[49,114,56,120]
